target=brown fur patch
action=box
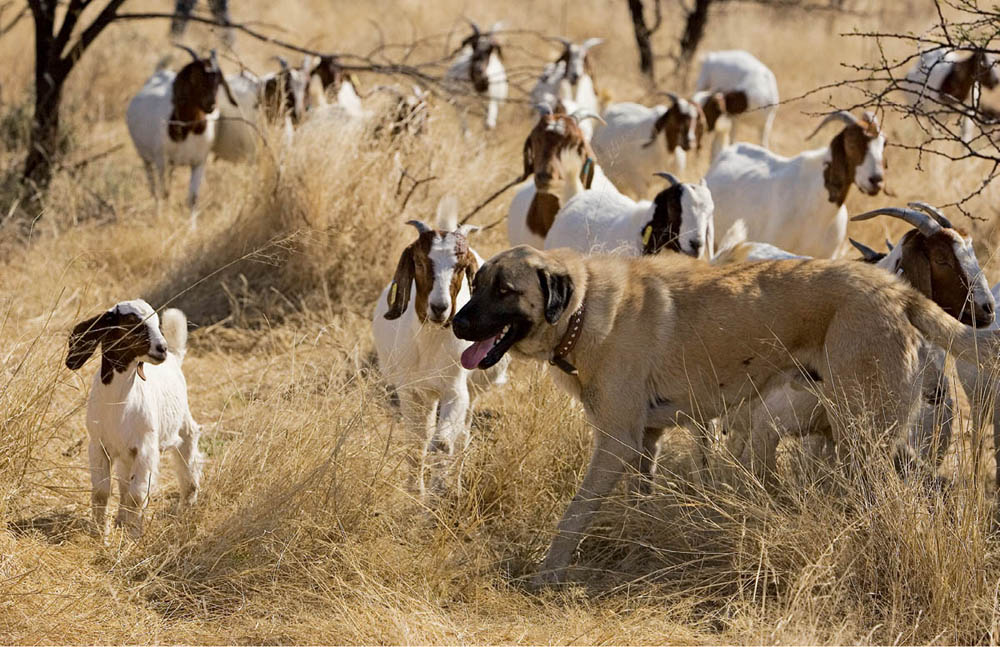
[168,59,222,142]
[523,114,595,189]
[823,120,880,206]
[526,193,562,239]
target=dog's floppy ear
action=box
[384,244,416,320]
[537,267,574,325]
[66,311,113,370]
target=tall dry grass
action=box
[4,0,1000,643]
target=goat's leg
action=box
[186,163,205,227]
[630,427,663,498]
[485,99,498,130]
[88,437,112,535]
[171,415,203,506]
[432,384,472,494]
[399,389,437,498]
[117,442,159,537]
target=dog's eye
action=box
[497,283,515,296]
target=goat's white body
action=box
[446,47,507,130]
[126,69,218,212]
[507,161,617,249]
[706,143,846,258]
[904,48,992,142]
[85,309,201,535]
[695,49,778,147]
[591,102,685,199]
[372,249,508,494]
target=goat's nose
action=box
[430,303,448,319]
[689,239,703,256]
[983,301,994,317]
[870,173,884,186]
[154,342,167,355]
[536,171,552,184]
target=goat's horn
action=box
[886,238,894,251]
[464,17,481,35]
[657,91,680,106]
[406,220,433,235]
[849,237,881,261]
[653,172,680,187]
[569,109,605,125]
[274,55,289,71]
[851,207,941,238]
[580,37,603,52]
[174,43,201,62]
[806,110,860,140]
[907,201,954,230]
[534,103,554,116]
[554,36,572,48]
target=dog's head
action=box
[453,246,575,370]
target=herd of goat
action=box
[64,20,1000,583]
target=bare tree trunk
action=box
[678,0,713,69]
[627,0,656,79]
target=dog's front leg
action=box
[534,410,644,587]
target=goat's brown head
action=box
[311,54,347,95]
[697,90,746,133]
[169,47,235,142]
[807,110,886,206]
[522,106,601,193]
[645,93,702,152]
[262,56,311,124]
[554,37,602,87]
[66,300,169,385]
[941,49,1000,101]
[852,202,994,327]
[384,220,480,326]
[461,21,502,94]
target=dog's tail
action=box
[161,308,189,363]
[906,293,998,361]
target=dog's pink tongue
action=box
[461,337,497,370]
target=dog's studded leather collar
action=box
[550,302,586,376]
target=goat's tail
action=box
[436,194,459,231]
[710,219,749,265]
[161,308,189,363]
[906,292,999,361]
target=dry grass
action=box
[4,0,1000,643]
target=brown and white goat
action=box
[531,37,603,118]
[507,106,613,248]
[371,200,508,496]
[126,46,235,222]
[446,20,507,130]
[905,47,1000,142]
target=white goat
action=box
[904,47,1000,143]
[706,110,886,258]
[213,57,313,163]
[545,172,714,259]
[65,300,202,537]
[508,107,614,249]
[446,21,507,130]
[694,49,778,148]
[531,37,602,139]
[591,95,702,199]
[305,54,370,122]
[372,200,509,496]
[127,46,235,223]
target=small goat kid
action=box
[591,94,703,199]
[707,110,886,258]
[372,204,509,496]
[545,172,714,259]
[446,21,507,130]
[127,46,235,222]
[66,300,202,537]
[508,107,611,249]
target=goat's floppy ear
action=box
[464,254,480,293]
[537,267,574,325]
[384,245,416,320]
[823,132,850,204]
[66,312,113,370]
[522,134,534,180]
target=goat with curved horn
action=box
[849,237,883,262]
[806,110,861,140]
[464,17,481,36]
[908,201,954,229]
[657,91,680,106]
[569,109,605,125]
[654,172,680,186]
[851,207,941,238]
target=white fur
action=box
[372,213,508,496]
[507,148,618,249]
[545,179,715,259]
[446,37,508,130]
[82,302,201,536]
[126,69,218,219]
[530,39,602,137]
[706,133,885,258]
[695,49,779,147]
[591,101,696,199]
[904,48,999,143]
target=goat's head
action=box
[263,56,311,124]
[646,93,702,152]
[170,47,235,140]
[384,221,480,326]
[944,49,1000,99]
[66,299,169,385]
[641,172,715,258]
[554,37,602,87]
[311,54,347,95]
[852,202,994,327]
[808,110,886,205]
[522,105,602,193]
[462,20,502,94]
[696,90,745,134]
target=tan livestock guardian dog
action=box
[452,245,998,586]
